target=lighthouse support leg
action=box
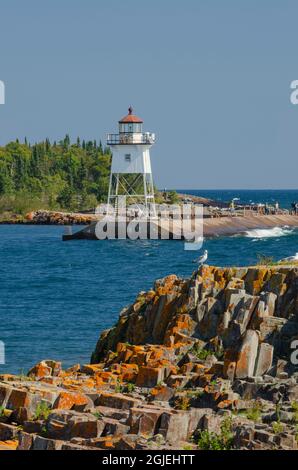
[148,172,156,217]
[107,171,113,215]
[143,173,148,216]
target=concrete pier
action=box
[62,214,298,241]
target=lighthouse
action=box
[107,107,156,217]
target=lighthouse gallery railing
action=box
[107,133,155,145]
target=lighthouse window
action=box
[125,154,131,162]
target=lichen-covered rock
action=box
[235,330,259,378]
[2,264,298,451]
[136,366,166,388]
[53,391,91,411]
[254,343,274,376]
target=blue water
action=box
[178,189,298,209]
[1,189,298,374]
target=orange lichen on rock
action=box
[53,391,89,410]
[2,265,298,451]
[0,440,18,450]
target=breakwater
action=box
[63,213,298,240]
[203,214,298,237]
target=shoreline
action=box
[1,213,298,239]
[0,264,298,451]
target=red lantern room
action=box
[118,107,143,134]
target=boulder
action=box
[259,317,287,342]
[187,408,212,433]
[225,288,246,312]
[95,392,141,410]
[235,330,259,378]
[53,391,90,410]
[6,388,33,411]
[102,418,130,436]
[158,410,190,444]
[0,384,12,407]
[94,405,129,421]
[261,292,277,316]
[27,361,52,379]
[264,273,287,297]
[150,385,175,402]
[31,435,63,450]
[196,298,223,339]
[254,343,274,376]
[68,415,104,439]
[80,364,103,376]
[44,360,62,376]
[128,406,164,436]
[136,366,165,388]
[17,431,34,450]
[0,423,19,440]
[233,294,259,333]
[202,413,222,434]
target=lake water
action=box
[1,189,298,374]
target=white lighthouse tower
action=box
[107,107,156,217]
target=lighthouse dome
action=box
[119,107,143,124]
[118,107,143,134]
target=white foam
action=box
[244,226,294,239]
[280,252,298,262]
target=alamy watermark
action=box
[0,341,5,364]
[290,339,298,366]
[290,80,298,104]
[95,198,204,250]
[0,80,5,104]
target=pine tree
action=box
[63,134,70,150]
[45,138,50,152]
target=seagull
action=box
[194,249,208,265]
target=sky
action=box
[0,0,298,189]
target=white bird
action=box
[194,249,208,265]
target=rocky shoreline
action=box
[0,264,298,450]
[2,209,298,242]
[0,210,98,225]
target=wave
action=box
[244,226,294,239]
[279,252,298,262]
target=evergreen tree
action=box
[0,136,112,212]
[62,134,70,150]
[45,138,50,152]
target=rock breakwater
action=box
[1,265,298,450]
[25,210,98,225]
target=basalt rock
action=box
[1,264,298,451]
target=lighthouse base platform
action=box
[62,218,197,241]
[62,214,298,241]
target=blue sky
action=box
[0,0,298,189]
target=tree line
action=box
[0,135,112,214]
